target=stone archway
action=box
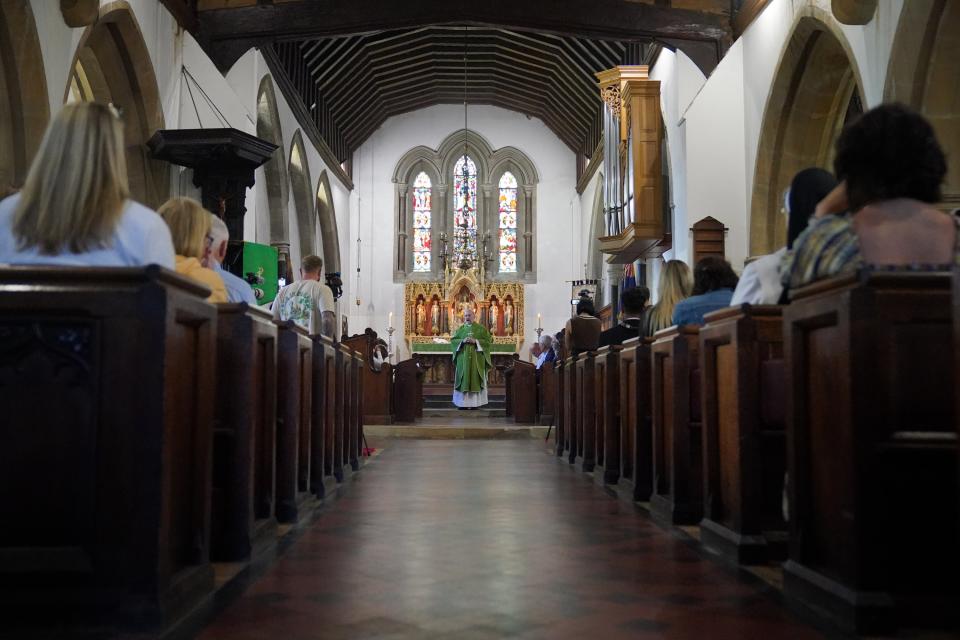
[749,16,864,255]
[0,0,49,191]
[256,75,290,245]
[288,130,315,265]
[65,1,167,208]
[315,171,341,275]
[885,0,960,210]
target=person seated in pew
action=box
[564,298,602,357]
[157,197,228,303]
[671,256,739,326]
[642,259,691,336]
[782,104,960,289]
[207,214,257,304]
[535,334,556,370]
[272,254,337,339]
[0,103,175,269]
[599,285,650,347]
[731,168,838,306]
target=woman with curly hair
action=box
[781,104,958,290]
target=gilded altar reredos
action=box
[404,266,524,353]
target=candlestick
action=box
[389,311,393,327]
[537,312,541,329]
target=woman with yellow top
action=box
[157,197,228,303]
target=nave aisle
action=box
[196,440,823,639]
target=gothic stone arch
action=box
[392,130,540,283]
[315,171,341,275]
[884,0,960,210]
[65,0,168,208]
[288,129,315,266]
[749,12,865,255]
[257,74,290,250]
[0,0,49,191]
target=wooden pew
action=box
[394,358,426,422]
[310,335,338,500]
[0,266,215,632]
[650,325,703,525]
[554,359,567,458]
[782,271,958,634]
[275,321,314,523]
[333,343,351,481]
[342,330,392,424]
[575,351,597,473]
[212,304,278,562]
[562,356,578,464]
[537,360,557,426]
[349,349,364,471]
[593,345,622,485]
[511,360,537,424]
[618,337,654,502]
[699,305,787,564]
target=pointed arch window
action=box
[412,171,432,272]
[453,155,478,265]
[497,172,518,273]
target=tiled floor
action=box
[196,440,825,639]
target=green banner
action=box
[412,342,516,354]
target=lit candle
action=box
[537,313,542,329]
[389,311,393,328]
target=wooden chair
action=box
[593,345,622,485]
[212,304,278,561]
[393,359,426,423]
[699,305,786,564]
[650,325,703,525]
[0,266,215,632]
[618,337,654,502]
[275,321,314,523]
[783,271,958,634]
[341,330,392,425]
[511,360,537,424]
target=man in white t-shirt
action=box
[272,254,337,339]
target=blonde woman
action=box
[642,259,692,336]
[0,103,174,267]
[157,197,228,303]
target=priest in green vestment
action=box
[451,307,493,408]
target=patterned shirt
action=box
[272,279,336,337]
[781,213,960,290]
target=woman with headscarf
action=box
[731,168,838,306]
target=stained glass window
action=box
[412,172,432,272]
[498,172,518,273]
[453,155,478,265]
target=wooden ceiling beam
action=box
[194,0,731,72]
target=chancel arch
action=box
[392,130,539,283]
[315,170,341,276]
[65,1,167,208]
[288,129,315,264]
[0,0,49,192]
[749,13,864,256]
[256,75,290,257]
[884,0,960,210]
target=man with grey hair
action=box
[208,214,257,304]
[535,334,556,370]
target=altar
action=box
[404,265,524,389]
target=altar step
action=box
[422,407,506,418]
[423,395,506,411]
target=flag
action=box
[622,262,636,292]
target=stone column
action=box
[396,182,408,274]
[522,186,534,278]
[480,183,494,268]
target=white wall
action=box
[350,104,578,360]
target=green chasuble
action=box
[451,322,493,393]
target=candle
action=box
[389,311,393,328]
[537,313,542,329]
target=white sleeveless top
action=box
[0,194,175,269]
